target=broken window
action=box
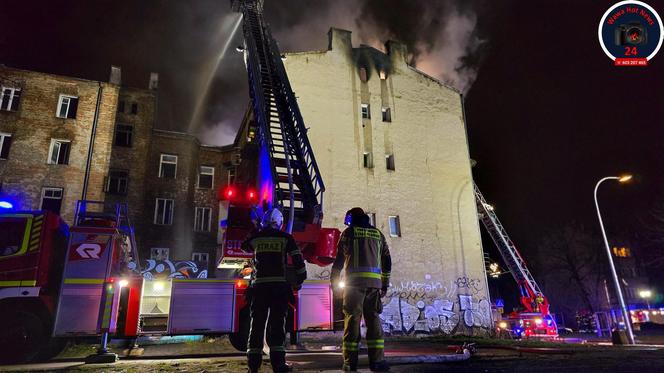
[106,169,128,195]
[382,107,391,122]
[48,139,71,165]
[41,187,64,214]
[359,67,367,82]
[159,154,177,178]
[361,104,370,119]
[388,215,401,237]
[0,133,12,159]
[198,166,214,189]
[0,87,21,111]
[386,154,395,171]
[154,198,174,225]
[131,102,138,115]
[363,152,373,169]
[114,124,133,147]
[194,207,212,232]
[56,95,78,119]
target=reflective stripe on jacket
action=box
[331,225,391,289]
[241,227,306,286]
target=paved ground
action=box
[3,342,664,372]
[3,331,664,372]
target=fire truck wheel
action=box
[229,308,250,352]
[0,310,47,363]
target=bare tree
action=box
[536,222,607,316]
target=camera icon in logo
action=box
[615,22,648,45]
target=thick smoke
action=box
[0,0,487,147]
[197,0,487,145]
[266,0,486,93]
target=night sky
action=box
[1,1,662,303]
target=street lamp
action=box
[594,175,635,344]
[639,290,652,310]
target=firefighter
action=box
[241,208,306,373]
[331,207,391,372]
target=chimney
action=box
[327,28,352,52]
[385,40,408,67]
[149,72,159,90]
[109,65,122,85]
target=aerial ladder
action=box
[474,183,558,337]
[231,0,325,234]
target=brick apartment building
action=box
[0,65,240,271]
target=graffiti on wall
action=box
[128,260,208,279]
[380,275,491,335]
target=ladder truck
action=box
[0,0,339,363]
[474,184,558,338]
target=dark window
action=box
[361,104,370,119]
[107,170,128,195]
[227,167,236,184]
[386,154,395,171]
[154,198,174,225]
[198,166,214,189]
[131,102,138,115]
[0,134,12,159]
[363,152,373,168]
[150,247,169,260]
[48,140,71,165]
[114,124,133,147]
[388,215,401,237]
[0,87,21,111]
[117,100,125,113]
[57,95,78,119]
[194,207,212,232]
[382,107,391,122]
[41,188,63,214]
[0,217,28,257]
[159,154,177,178]
[192,252,209,263]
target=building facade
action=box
[0,65,119,222]
[0,65,239,273]
[277,29,492,335]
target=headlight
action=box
[499,321,508,329]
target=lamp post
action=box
[639,290,652,310]
[594,175,635,344]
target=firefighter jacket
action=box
[241,227,307,286]
[331,222,391,289]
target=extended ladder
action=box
[474,183,546,313]
[233,0,325,231]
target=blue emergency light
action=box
[0,201,13,209]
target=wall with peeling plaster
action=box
[282,28,491,335]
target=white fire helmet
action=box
[263,208,283,229]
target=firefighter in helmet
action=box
[241,208,306,373]
[331,207,391,372]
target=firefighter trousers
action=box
[247,282,291,372]
[342,286,385,368]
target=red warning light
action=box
[224,187,236,200]
[247,189,257,202]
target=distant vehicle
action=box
[475,184,558,338]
